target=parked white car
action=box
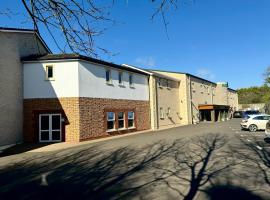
[241,114,270,132]
[265,120,270,138]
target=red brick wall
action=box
[79,98,150,141]
[23,97,150,142]
[23,98,80,142]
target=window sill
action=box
[45,78,55,81]
[107,128,129,132]
[118,128,127,131]
[128,127,136,130]
[106,129,116,133]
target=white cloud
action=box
[196,68,216,80]
[134,56,156,67]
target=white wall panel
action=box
[78,61,149,101]
[23,61,79,98]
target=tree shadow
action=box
[205,184,264,200]
[0,143,52,157]
[0,141,178,200]
[229,135,270,198]
[151,133,235,200]
[0,133,247,200]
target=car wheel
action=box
[249,124,258,132]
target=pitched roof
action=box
[228,88,237,92]
[149,69,217,86]
[22,54,151,76]
[122,64,179,81]
[0,27,51,53]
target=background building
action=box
[148,71,181,130]
[0,27,50,148]
[151,70,239,124]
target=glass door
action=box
[39,114,62,142]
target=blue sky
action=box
[1,0,270,89]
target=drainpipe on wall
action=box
[155,77,159,129]
[189,75,194,124]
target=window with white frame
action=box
[45,65,54,80]
[129,74,134,87]
[160,107,165,119]
[118,112,125,129]
[128,111,135,128]
[167,107,171,117]
[118,71,123,85]
[105,69,112,84]
[107,112,115,130]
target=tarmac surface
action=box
[0,119,270,200]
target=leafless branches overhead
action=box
[1,1,187,56]
[21,0,114,57]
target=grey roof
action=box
[22,54,150,76]
[121,64,180,82]
[149,69,217,86]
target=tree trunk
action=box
[183,184,199,200]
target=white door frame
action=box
[39,114,62,142]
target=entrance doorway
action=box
[39,114,62,142]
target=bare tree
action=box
[4,0,183,57]
[20,0,115,57]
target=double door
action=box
[39,114,62,142]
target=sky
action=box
[1,0,270,89]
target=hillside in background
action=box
[237,85,270,104]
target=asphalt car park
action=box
[229,118,270,151]
[1,119,270,200]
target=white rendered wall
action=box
[78,61,149,101]
[23,61,79,98]
[24,60,149,101]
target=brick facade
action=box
[24,98,80,142]
[79,98,150,141]
[23,97,150,143]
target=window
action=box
[128,111,135,128]
[160,107,165,119]
[129,74,134,87]
[118,71,123,85]
[253,116,264,120]
[106,69,112,84]
[166,80,171,89]
[263,116,270,121]
[167,107,171,117]
[107,112,115,130]
[158,78,162,88]
[118,112,125,129]
[46,65,54,80]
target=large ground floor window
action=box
[106,110,135,131]
[107,112,115,130]
[128,111,135,128]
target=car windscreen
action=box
[245,111,259,115]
